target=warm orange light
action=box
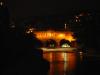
[43,51,77,75]
[47,32,54,37]
[35,31,56,39]
[58,34,65,38]
[65,35,75,42]
[63,33,76,42]
[34,30,76,42]
[61,53,67,61]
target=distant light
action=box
[75,19,78,22]
[26,28,34,34]
[79,14,83,16]
[75,16,79,19]
[64,23,67,30]
[0,2,3,6]
[11,25,15,28]
[75,19,80,22]
[79,52,83,55]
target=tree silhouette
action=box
[70,11,100,53]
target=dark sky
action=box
[6,0,100,22]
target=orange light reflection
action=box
[43,51,77,75]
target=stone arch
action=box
[45,39,57,48]
[59,39,71,48]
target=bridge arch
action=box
[59,39,71,48]
[45,39,57,48]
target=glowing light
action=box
[63,52,68,74]
[75,16,79,19]
[65,33,76,42]
[58,34,65,38]
[62,53,67,61]
[0,2,3,6]
[64,23,67,29]
[41,47,77,52]
[26,28,34,34]
[34,30,76,42]
[47,32,52,37]
[61,43,70,48]
[36,31,56,39]
[50,53,53,62]
[79,13,83,16]
[79,51,83,61]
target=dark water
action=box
[43,51,100,75]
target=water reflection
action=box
[43,51,81,75]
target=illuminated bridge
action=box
[26,28,77,48]
[26,27,79,75]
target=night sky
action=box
[6,0,100,22]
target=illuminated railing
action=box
[41,47,77,52]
